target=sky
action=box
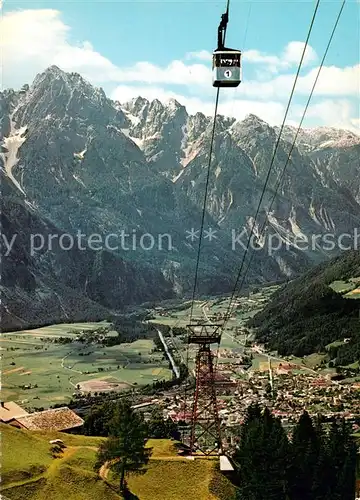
[1,0,359,131]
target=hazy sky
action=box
[1,0,359,131]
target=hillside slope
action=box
[1,424,115,500]
[249,250,360,363]
[1,167,176,331]
[1,426,235,500]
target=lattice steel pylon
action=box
[187,321,223,456]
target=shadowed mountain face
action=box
[1,66,359,329]
[0,171,175,331]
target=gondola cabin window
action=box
[212,52,241,68]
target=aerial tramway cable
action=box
[189,0,231,323]
[188,88,221,323]
[223,0,348,325]
[222,0,322,327]
[183,0,233,432]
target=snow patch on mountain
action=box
[74,148,87,160]
[288,209,307,240]
[73,174,86,188]
[122,109,140,126]
[1,115,27,195]
[119,127,145,149]
[172,169,185,183]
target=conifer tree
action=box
[235,405,290,500]
[234,407,357,500]
[147,408,180,439]
[326,419,356,500]
[311,416,330,500]
[290,411,319,500]
[96,399,151,493]
[83,400,115,436]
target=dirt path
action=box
[99,458,119,480]
[61,350,84,388]
[61,352,83,375]
[3,366,25,375]
[99,462,110,480]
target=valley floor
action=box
[2,322,171,408]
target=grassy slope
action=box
[145,438,178,457]
[1,424,118,500]
[1,424,53,484]
[129,439,235,500]
[2,426,235,500]
[5,466,121,500]
[127,460,219,500]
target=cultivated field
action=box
[2,322,171,408]
[330,277,360,297]
[345,286,360,298]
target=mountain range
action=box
[1,65,359,329]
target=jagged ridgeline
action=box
[1,65,360,329]
[249,250,360,364]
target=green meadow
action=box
[2,322,171,408]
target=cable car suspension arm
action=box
[217,0,230,50]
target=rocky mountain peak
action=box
[229,113,277,147]
[167,98,186,113]
[244,113,266,123]
[35,64,64,80]
[13,65,128,131]
[123,96,149,115]
[184,112,210,142]
[239,113,273,131]
[165,99,188,124]
[279,124,360,151]
[149,98,164,110]
[31,65,106,103]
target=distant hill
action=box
[249,250,360,365]
[1,425,235,500]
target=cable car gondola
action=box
[212,5,242,88]
[212,49,241,88]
